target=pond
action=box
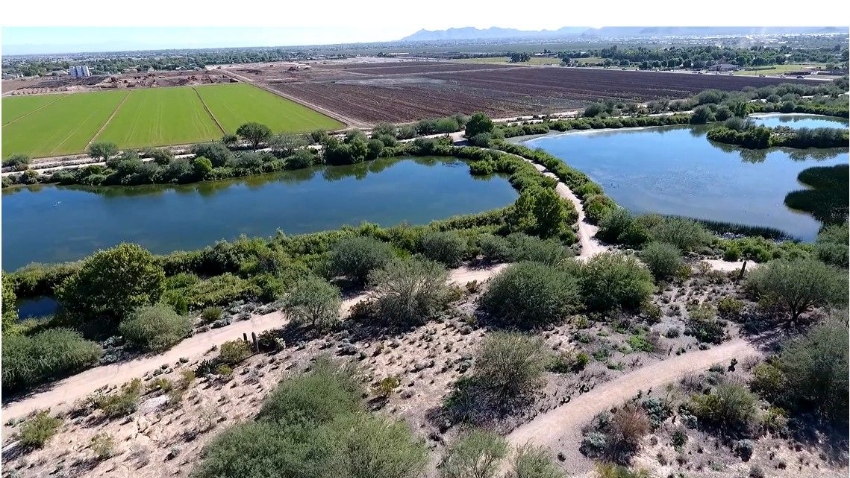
[523,115,848,241]
[2,156,517,270]
[749,113,849,129]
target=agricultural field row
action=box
[1,83,343,159]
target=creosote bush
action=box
[579,253,654,312]
[326,236,395,285]
[474,332,547,401]
[438,429,507,478]
[18,410,62,449]
[119,304,192,352]
[689,382,757,438]
[368,258,450,327]
[419,231,468,268]
[507,445,566,478]
[640,242,684,281]
[280,275,341,330]
[2,328,103,393]
[481,261,580,328]
[218,340,252,365]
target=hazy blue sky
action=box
[1,1,842,55]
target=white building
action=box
[69,65,91,78]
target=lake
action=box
[750,113,850,129]
[523,115,848,241]
[2,156,517,271]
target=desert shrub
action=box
[579,253,654,311]
[2,328,103,393]
[778,317,848,428]
[716,297,744,319]
[481,262,580,328]
[91,433,115,459]
[218,340,252,365]
[548,349,589,373]
[689,382,757,437]
[581,404,651,465]
[201,306,223,323]
[684,305,726,344]
[280,275,341,330]
[474,332,547,401]
[419,231,468,267]
[477,234,512,262]
[745,258,847,326]
[584,194,618,224]
[119,304,192,352]
[258,357,362,426]
[594,463,650,478]
[640,242,684,281]
[438,429,507,478]
[18,410,62,449]
[750,361,785,399]
[94,378,143,418]
[814,222,848,268]
[326,236,395,285]
[506,233,572,265]
[643,216,712,253]
[597,209,650,247]
[368,258,450,326]
[373,376,400,399]
[506,445,565,478]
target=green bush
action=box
[506,233,573,265]
[477,234,512,262]
[18,410,62,449]
[598,209,650,247]
[481,262,580,328]
[326,236,395,285]
[368,258,450,326]
[258,357,362,426]
[690,382,757,437]
[746,258,847,326]
[474,332,547,401]
[685,305,726,344]
[640,242,684,281]
[419,231,468,268]
[716,297,744,319]
[814,222,848,268]
[643,216,712,253]
[90,433,115,459]
[119,304,192,352]
[579,253,655,311]
[280,275,341,330]
[201,306,223,323]
[218,340,252,365]
[778,317,848,428]
[2,328,103,393]
[94,378,143,418]
[438,429,507,478]
[506,445,565,478]
[329,412,429,478]
[750,361,785,399]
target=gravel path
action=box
[504,338,760,475]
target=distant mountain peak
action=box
[399,26,846,42]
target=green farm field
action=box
[2,91,128,158]
[197,83,344,133]
[2,84,342,159]
[94,87,223,149]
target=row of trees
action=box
[707,122,849,149]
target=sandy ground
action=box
[504,339,760,476]
[0,264,507,423]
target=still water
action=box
[524,115,848,241]
[2,156,517,270]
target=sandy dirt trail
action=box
[504,338,760,476]
[1,264,506,422]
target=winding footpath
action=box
[504,339,760,476]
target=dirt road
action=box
[505,338,760,475]
[1,264,506,422]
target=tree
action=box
[57,243,165,325]
[746,258,847,326]
[579,253,655,311]
[193,156,213,178]
[368,258,450,327]
[280,275,342,330]
[481,262,580,328]
[326,236,395,285]
[236,122,272,149]
[438,429,508,478]
[531,188,572,238]
[507,445,565,478]
[474,332,547,401]
[689,105,715,124]
[778,316,848,427]
[270,134,308,157]
[3,154,31,171]
[465,112,494,138]
[119,304,192,352]
[640,242,684,281]
[88,142,119,161]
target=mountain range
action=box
[400,26,846,42]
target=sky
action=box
[1,0,848,55]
